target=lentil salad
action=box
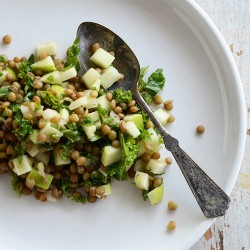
[0,37,172,205]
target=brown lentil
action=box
[2,35,11,44]
[101,124,111,135]
[168,115,175,123]
[146,120,154,129]
[76,156,86,166]
[167,221,176,231]
[70,174,78,183]
[128,100,136,107]
[91,42,100,52]
[129,106,139,113]
[37,133,47,143]
[71,150,80,160]
[69,113,79,123]
[106,92,112,101]
[112,140,120,148]
[196,125,205,134]
[39,192,47,202]
[108,130,117,141]
[165,157,172,165]
[164,100,173,111]
[96,186,105,197]
[153,95,163,105]
[110,99,116,110]
[153,177,163,188]
[114,106,122,113]
[89,186,96,196]
[141,152,151,163]
[90,90,98,98]
[151,152,160,160]
[168,200,178,211]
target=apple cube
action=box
[124,121,141,138]
[13,155,32,176]
[60,66,77,82]
[100,66,122,89]
[146,158,166,174]
[101,146,121,166]
[82,68,100,88]
[134,171,149,191]
[147,184,164,205]
[154,108,170,126]
[40,70,62,85]
[36,42,57,57]
[90,48,115,68]
[31,56,56,72]
[124,114,143,130]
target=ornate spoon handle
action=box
[132,89,231,218]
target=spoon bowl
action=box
[76,21,231,218]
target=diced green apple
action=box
[68,89,97,110]
[97,94,110,110]
[60,66,77,82]
[154,108,170,126]
[0,67,17,84]
[13,155,32,176]
[134,171,149,191]
[108,110,121,126]
[82,124,97,139]
[42,108,59,121]
[146,158,166,174]
[100,66,122,89]
[124,114,143,130]
[124,121,141,138]
[29,129,39,144]
[27,168,53,190]
[138,127,162,156]
[82,68,100,88]
[40,70,62,85]
[30,56,56,72]
[147,184,164,205]
[88,111,101,129]
[39,122,63,139]
[36,42,57,57]
[54,144,71,166]
[101,145,121,166]
[90,48,115,68]
[27,144,39,157]
[59,108,69,126]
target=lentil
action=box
[196,125,205,134]
[168,200,178,211]
[2,35,11,44]
[167,221,176,231]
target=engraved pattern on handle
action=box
[132,89,231,218]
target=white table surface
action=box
[191,1,250,249]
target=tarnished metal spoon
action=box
[76,21,231,218]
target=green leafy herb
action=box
[0,55,7,65]
[13,144,26,157]
[142,190,148,201]
[23,74,34,94]
[0,86,9,98]
[47,75,54,82]
[81,116,95,126]
[97,104,113,124]
[113,88,132,103]
[11,175,23,197]
[37,90,63,110]
[17,54,34,79]
[69,194,86,204]
[138,67,166,104]
[64,38,80,71]
[11,104,33,140]
[107,133,139,181]
[138,129,151,141]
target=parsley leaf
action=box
[37,90,63,111]
[0,86,9,98]
[138,67,166,104]
[97,104,113,124]
[65,38,80,71]
[113,88,132,103]
[17,54,34,79]
[11,104,33,140]
[107,133,139,181]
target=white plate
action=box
[0,0,246,250]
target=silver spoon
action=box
[76,21,231,218]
